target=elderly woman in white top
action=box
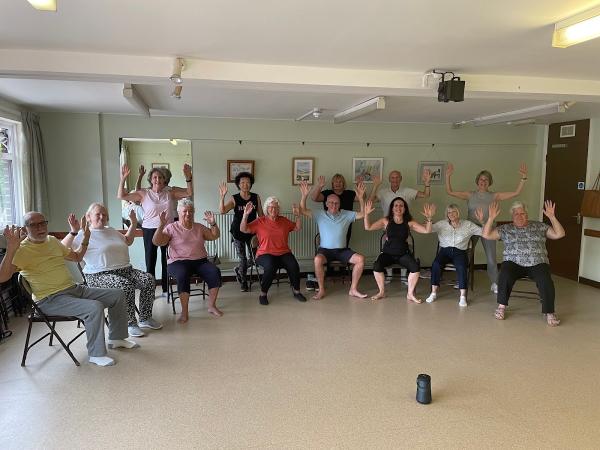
[61,203,162,338]
[118,163,193,296]
[425,204,482,307]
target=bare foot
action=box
[406,295,423,304]
[349,289,368,299]
[312,290,326,300]
[208,307,223,317]
[546,313,560,326]
[371,292,386,300]
[177,314,189,324]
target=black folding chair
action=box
[19,275,86,367]
[315,233,351,284]
[379,231,418,283]
[435,236,476,291]
[248,235,287,290]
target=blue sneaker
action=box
[138,318,163,330]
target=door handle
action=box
[571,213,582,225]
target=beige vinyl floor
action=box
[1,273,599,449]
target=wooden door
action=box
[544,119,589,280]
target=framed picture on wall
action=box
[352,157,383,183]
[151,162,170,170]
[417,161,447,185]
[292,157,315,185]
[227,160,255,183]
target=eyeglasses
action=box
[26,220,48,228]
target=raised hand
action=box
[543,200,556,219]
[204,211,216,225]
[138,164,146,177]
[372,174,382,185]
[446,163,454,178]
[488,202,500,221]
[183,163,192,180]
[474,207,484,223]
[159,210,169,227]
[421,203,436,220]
[519,162,528,179]
[422,168,432,185]
[3,225,26,250]
[128,209,138,226]
[67,213,81,233]
[365,199,375,216]
[317,175,326,188]
[355,180,366,198]
[243,202,254,216]
[121,164,131,180]
[218,181,228,198]
[292,203,300,216]
[81,215,91,240]
[299,180,311,197]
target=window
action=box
[0,121,18,226]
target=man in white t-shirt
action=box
[368,169,432,282]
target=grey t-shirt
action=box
[497,221,550,266]
[467,191,496,223]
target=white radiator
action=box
[205,213,381,263]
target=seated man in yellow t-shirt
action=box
[0,211,140,367]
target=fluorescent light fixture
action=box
[472,102,568,126]
[506,119,537,126]
[27,0,56,11]
[553,5,600,48]
[171,85,182,99]
[295,107,322,121]
[122,83,150,117]
[170,57,185,84]
[333,97,386,124]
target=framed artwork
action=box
[292,157,315,185]
[227,160,255,183]
[418,161,447,185]
[352,157,383,183]
[151,162,170,170]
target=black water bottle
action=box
[416,373,432,404]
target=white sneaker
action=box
[108,338,140,349]
[128,325,145,337]
[425,293,437,303]
[491,283,498,294]
[89,356,115,366]
[459,296,468,307]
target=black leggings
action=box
[142,227,168,293]
[256,252,301,293]
[497,261,555,314]
[373,252,420,273]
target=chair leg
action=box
[49,321,56,346]
[21,320,34,366]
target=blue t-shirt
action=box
[313,209,356,249]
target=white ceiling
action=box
[2,0,600,124]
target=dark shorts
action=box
[316,247,356,264]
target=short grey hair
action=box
[86,202,107,217]
[177,198,195,211]
[510,201,528,215]
[263,196,280,215]
[23,211,44,226]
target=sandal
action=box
[546,313,560,327]
[494,305,506,320]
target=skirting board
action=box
[579,277,600,289]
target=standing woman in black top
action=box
[219,172,263,291]
[311,174,358,245]
[364,197,435,302]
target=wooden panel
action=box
[584,229,600,238]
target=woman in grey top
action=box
[478,201,565,326]
[445,162,528,294]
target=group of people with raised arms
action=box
[0,160,566,366]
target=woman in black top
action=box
[219,172,263,291]
[364,197,435,302]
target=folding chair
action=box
[379,231,418,283]
[19,275,86,367]
[247,235,287,290]
[315,233,351,284]
[435,236,476,291]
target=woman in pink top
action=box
[118,163,193,295]
[240,196,306,306]
[153,199,222,323]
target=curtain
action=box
[21,112,49,215]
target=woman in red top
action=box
[240,196,306,305]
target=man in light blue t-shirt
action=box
[299,181,368,300]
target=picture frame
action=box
[418,161,447,185]
[151,162,170,170]
[227,160,255,183]
[292,157,315,185]
[352,157,383,183]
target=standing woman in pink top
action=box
[153,199,222,323]
[118,163,193,296]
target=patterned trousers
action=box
[85,266,156,325]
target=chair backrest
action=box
[314,233,320,254]
[64,260,87,285]
[380,231,415,256]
